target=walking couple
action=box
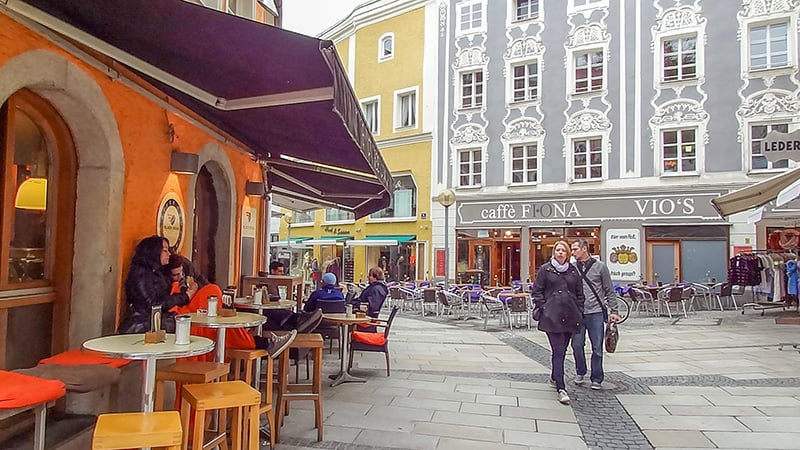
[530,238,619,405]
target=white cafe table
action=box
[188,312,266,363]
[233,298,295,312]
[82,333,214,412]
[322,313,372,387]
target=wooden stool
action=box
[92,411,182,449]
[226,348,268,385]
[155,361,230,411]
[276,333,323,442]
[181,380,260,450]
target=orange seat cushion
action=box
[0,370,66,409]
[39,348,132,368]
[352,331,386,346]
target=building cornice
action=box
[376,132,433,149]
[320,0,432,42]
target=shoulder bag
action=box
[576,258,608,322]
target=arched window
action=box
[378,33,394,62]
[0,89,76,369]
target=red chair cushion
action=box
[352,331,386,346]
[0,370,65,409]
[39,348,132,368]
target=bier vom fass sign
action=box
[456,192,723,225]
[763,129,800,163]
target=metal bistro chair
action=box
[659,286,693,318]
[508,294,531,329]
[479,291,510,329]
[711,282,738,311]
[628,286,656,317]
[437,290,468,319]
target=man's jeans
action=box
[572,312,605,383]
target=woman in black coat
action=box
[117,236,195,334]
[531,240,585,405]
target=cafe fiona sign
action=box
[157,192,185,251]
[605,229,641,281]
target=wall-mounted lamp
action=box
[170,150,199,175]
[245,180,265,197]
[15,178,47,210]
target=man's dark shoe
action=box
[296,309,324,334]
[263,330,296,357]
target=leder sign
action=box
[763,129,800,163]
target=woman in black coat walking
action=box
[117,236,195,334]
[531,240,585,405]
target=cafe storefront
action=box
[455,189,729,285]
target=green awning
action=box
[346,235,416,246]
[269,237,311,247]
[303,236,352,245]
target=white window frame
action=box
[368,173,418,221]
[455,146,484,188]
[456,0,487,36]
[323,208,355,224]
[660,33,700,84]
[292,210,315,226]
[511,0,540,23]
[571,48,605,96]
[360,95,380,136]
[569,135,605,182]
[393,86,418,131]
[659,127,700,176]
[378,32,394,62]
[741,14,797,77]
[748,21,790,71]
[568,0,608,14]
[508,59,540,104]
[747,120,799,173]
[506,141,541,186]
[459,69,484,110]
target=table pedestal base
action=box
[330,370,366,387]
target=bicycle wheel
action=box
[614,294,630,324]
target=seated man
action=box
[352,267,388,318]
[304,273,346,313]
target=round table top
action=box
[188,311,267,329]
[322,313,372,325]
[234,298,295,311]
[82,334,214,360]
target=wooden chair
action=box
[275,333,324,443]
[154,361,230,411]
[92,411,182,450]
[347,306,399,376]
[226,348,268,385]
[180,380,260,450]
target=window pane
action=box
[9,108,50,284]
[681,129,695,142]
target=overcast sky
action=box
[282,0,365,37]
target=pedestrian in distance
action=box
[530,240,585,405]
[570,238,619,391]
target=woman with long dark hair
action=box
[531,240,585,405]
[118,236,195,333]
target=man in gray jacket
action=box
[570,238,619,390]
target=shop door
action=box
[193,165,219,284]
[530,241,554,281]
[467,240,491,285]
[649,242,679,285]
[0,90,76,369]
[495,241,521,286]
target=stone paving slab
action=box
[643,430,716,448]
[705,431,800,449]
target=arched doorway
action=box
[0,89,76,370]
[192,161,233,285]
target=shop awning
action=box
[711,166,800,217]
[7,0,392,217]
[268,237,311,247]
[346,235,416,246]
[303,236,351,246]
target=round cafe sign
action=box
[157,192,185,251]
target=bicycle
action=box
[613,293,630,324]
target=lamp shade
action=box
[15,178,48,210]
[170,151,199,174]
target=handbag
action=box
[605,322,619,353]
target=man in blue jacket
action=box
[304,272,346,313]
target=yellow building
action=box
[279,0,436,285]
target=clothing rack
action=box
[735,250,799,315]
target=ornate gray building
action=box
[430,0,800,285]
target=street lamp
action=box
[283,211,294,275]
[437,189,456,289]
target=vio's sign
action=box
[763,129,800,163]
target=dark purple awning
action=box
[13,0,391,216]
